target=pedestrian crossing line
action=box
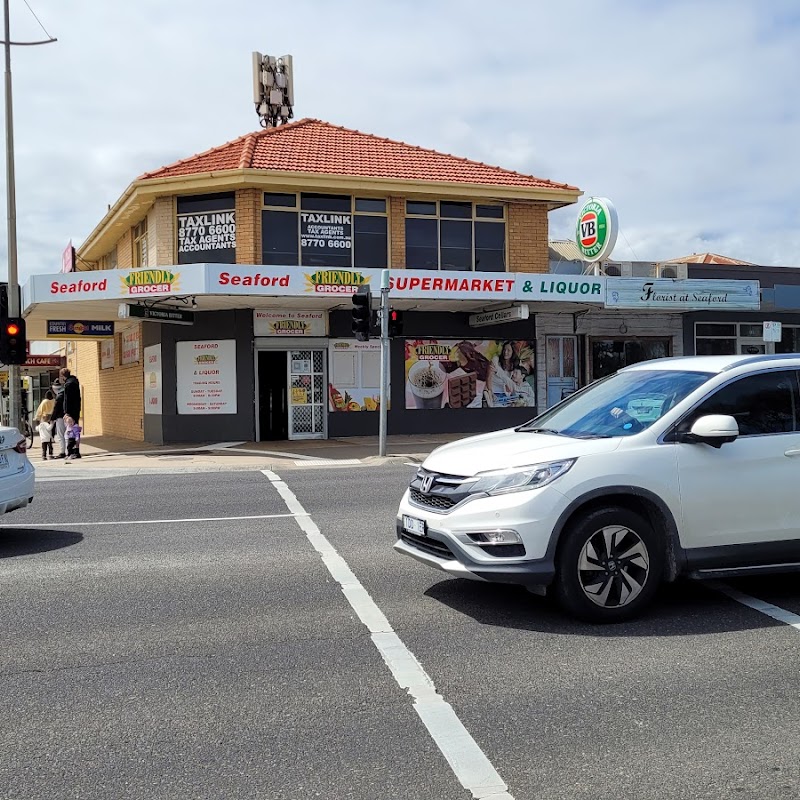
[710,581,800,631]
[262,469,515,800]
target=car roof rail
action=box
[721,353,800,371]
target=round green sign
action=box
[575,197,618,262]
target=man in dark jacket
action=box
[60,368,81,422]
[50,377,66,458]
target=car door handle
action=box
[785,449,800,457]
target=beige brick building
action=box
[23,119,582,443]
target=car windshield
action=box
[518,369,713,438]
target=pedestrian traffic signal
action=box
[388,309,404,337]
[0,317,26,365]
[351,285,372,342]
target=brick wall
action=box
[508,202,549,273]
[389,196,405,268]
[153,197,175,265]
[117,228,133,269]
[236,189,261,264]
[71,337,144,441]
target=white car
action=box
[0,425,34,514]
[396,354,800,622]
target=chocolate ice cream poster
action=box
[404,340,536,410]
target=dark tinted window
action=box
[354,214,387,268]
[476,204,504,219]
[440,220,471,270]
[696,323,736,337]
[177,192,235,215]
[696,338,736,355]
[475,221,505,272]
[262,210,299,265]
[355,198,386,213]
[440,201,471,218]
[301,193,350,212]
[264,192,297,207]
[406,201,436,216]
[405,218,438,269]
[692,371,799,436]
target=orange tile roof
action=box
[665,252,754,265]
[138,118,578,191]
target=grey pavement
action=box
[30,432,462,479]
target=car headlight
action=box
[467,459,575,496]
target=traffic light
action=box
[0,318,26,365]
[388,309,404,338]
[351,284,372,342]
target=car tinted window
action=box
[690,370,799,436]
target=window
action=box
[591,339,671,380]
[687,371,799,436]
[404,201,505,272]
[133,219,148,268]
[695,322,778,356]
[261,193,387,268]
[777,326,800,354]
[176,192,236,265]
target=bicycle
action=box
[20,407,34,450]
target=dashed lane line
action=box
[262,469,514,800]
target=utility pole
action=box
[2,0,55,432]
[378,269,390,457]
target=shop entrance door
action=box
[288,349,326,440]
[258,351,289,440]
[546,336,578,407]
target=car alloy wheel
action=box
[577,524,650,608]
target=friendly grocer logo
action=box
[575,197,618,262]
[304,269,368,294]
[121,269,180,295]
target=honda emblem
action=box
[420,474,434,494]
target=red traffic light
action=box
[5,322,19,336]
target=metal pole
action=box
[378,269,390,456]
[3,0,20,434]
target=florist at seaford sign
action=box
[575,197,619,262]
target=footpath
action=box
[31,434,463,479]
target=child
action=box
[38,419,54,459]
[64,414,82,460]
[510,367,537,407]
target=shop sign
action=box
[120,304,195,325]
[254,310,327,337]
[61,241,75,273]
[763,321,782,342]
[328,339,382,412]
[121,269,180,296]
[22,354,65,368]
[144,344,162,415]
[303,269,371,295]
[390,270,516,301]
[176,339,237,415]
[575,197,618,262]
[606,279,760,310]
[100,339,115,369]
[121,329,141,365]
[300,212,352,260]
[177,211,236,264]
[46,320,114,338]
[469,305,529,327]
[404,339,537,410]
[517,275,606,303]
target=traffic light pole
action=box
[378,269,390,457]
[2,1,55,434]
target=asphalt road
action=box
[2,465,800,799]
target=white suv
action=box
[395,354,800,622]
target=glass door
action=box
[546,336,578,407]
[288,349,326,439]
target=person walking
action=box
[33,389,55,427]
[64,414,82,460]
[61,368,82,425]
[49,377,67,459]
[38,418,54,459]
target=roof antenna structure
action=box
[252,51,294,128]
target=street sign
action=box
[119,304,195,325]
[763,321,782,342]
[468,305,530,328]
[46,320,114,338]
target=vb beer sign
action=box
[576,197,618,262]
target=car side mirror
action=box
[680,414,739,448]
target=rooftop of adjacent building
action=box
[548,240,759,267]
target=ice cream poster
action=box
[404,339,536,410]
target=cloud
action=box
[0,0,797,283]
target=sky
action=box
[3,0,800,283]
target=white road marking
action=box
[0,513,306,528]
[262,469,514,800]
[711,581,800,630]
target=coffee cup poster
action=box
[404,339,536,410]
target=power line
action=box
[21,0,52,40]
